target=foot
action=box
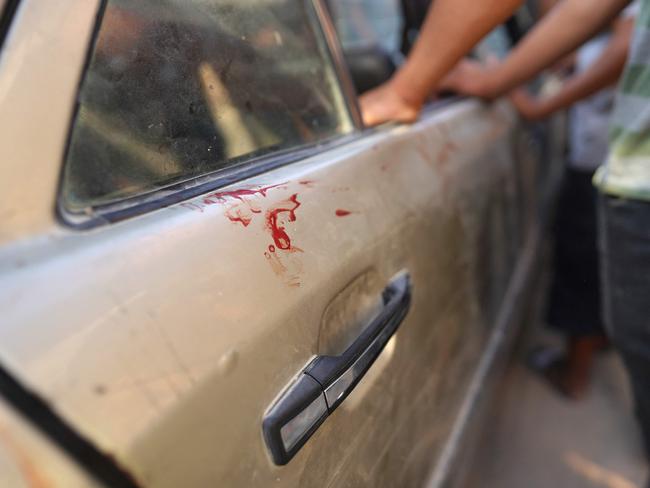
[527,346,588,401]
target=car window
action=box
[0,0,17,49]
[61,0,353,213]
[327,0,402,54]
[476,26,512,60]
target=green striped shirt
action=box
[595,0,650,200]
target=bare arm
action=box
[360,0,523,126]
[446,0,631,99]
[538,0,560,17]
[391,0,523,107]
[511,15,634,120]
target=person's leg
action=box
[560,334,609,398]
[599,194,650,457]
[533,168,606,399]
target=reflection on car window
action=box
[62,0,353,212]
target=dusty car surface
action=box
[0,0,563,486]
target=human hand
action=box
[440,58,501,100]
[359,81,422,127]
[509,88,545,120]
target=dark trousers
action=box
[599,194,650,456]
[547,168,603,336]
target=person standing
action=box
[496,9,636,399]
[593,1,650,454]
[360,0,650,458]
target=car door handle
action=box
[263,272,412,465]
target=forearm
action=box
[489,0,631,98]
[531,17,633,119]
[538,0,560,16]
[391,0,523,107]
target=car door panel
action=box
[0,93,527,488]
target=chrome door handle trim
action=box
[262,272,411,465]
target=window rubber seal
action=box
[0,0,20,51]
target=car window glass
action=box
[474,26,513,62]
[476,26,512,60]
[62,0,353,212]
[327,0,402,54]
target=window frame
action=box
[57,0,363,229]
[0,0,20,51]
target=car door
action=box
[0,1,546,488]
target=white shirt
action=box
[569,34,616,171]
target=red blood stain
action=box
[415,139,431,161]
[299,180,316,187]
[207,183,286,203]
[268,245,276,252]
[266,194,301,250]
[335,209,352,217]
[183,183,287,212]
[225,206,253,227]
[438,141,459,164]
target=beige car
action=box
[0,0,563,487]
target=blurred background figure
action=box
[360,0,650,464]
[501,5,636,400]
